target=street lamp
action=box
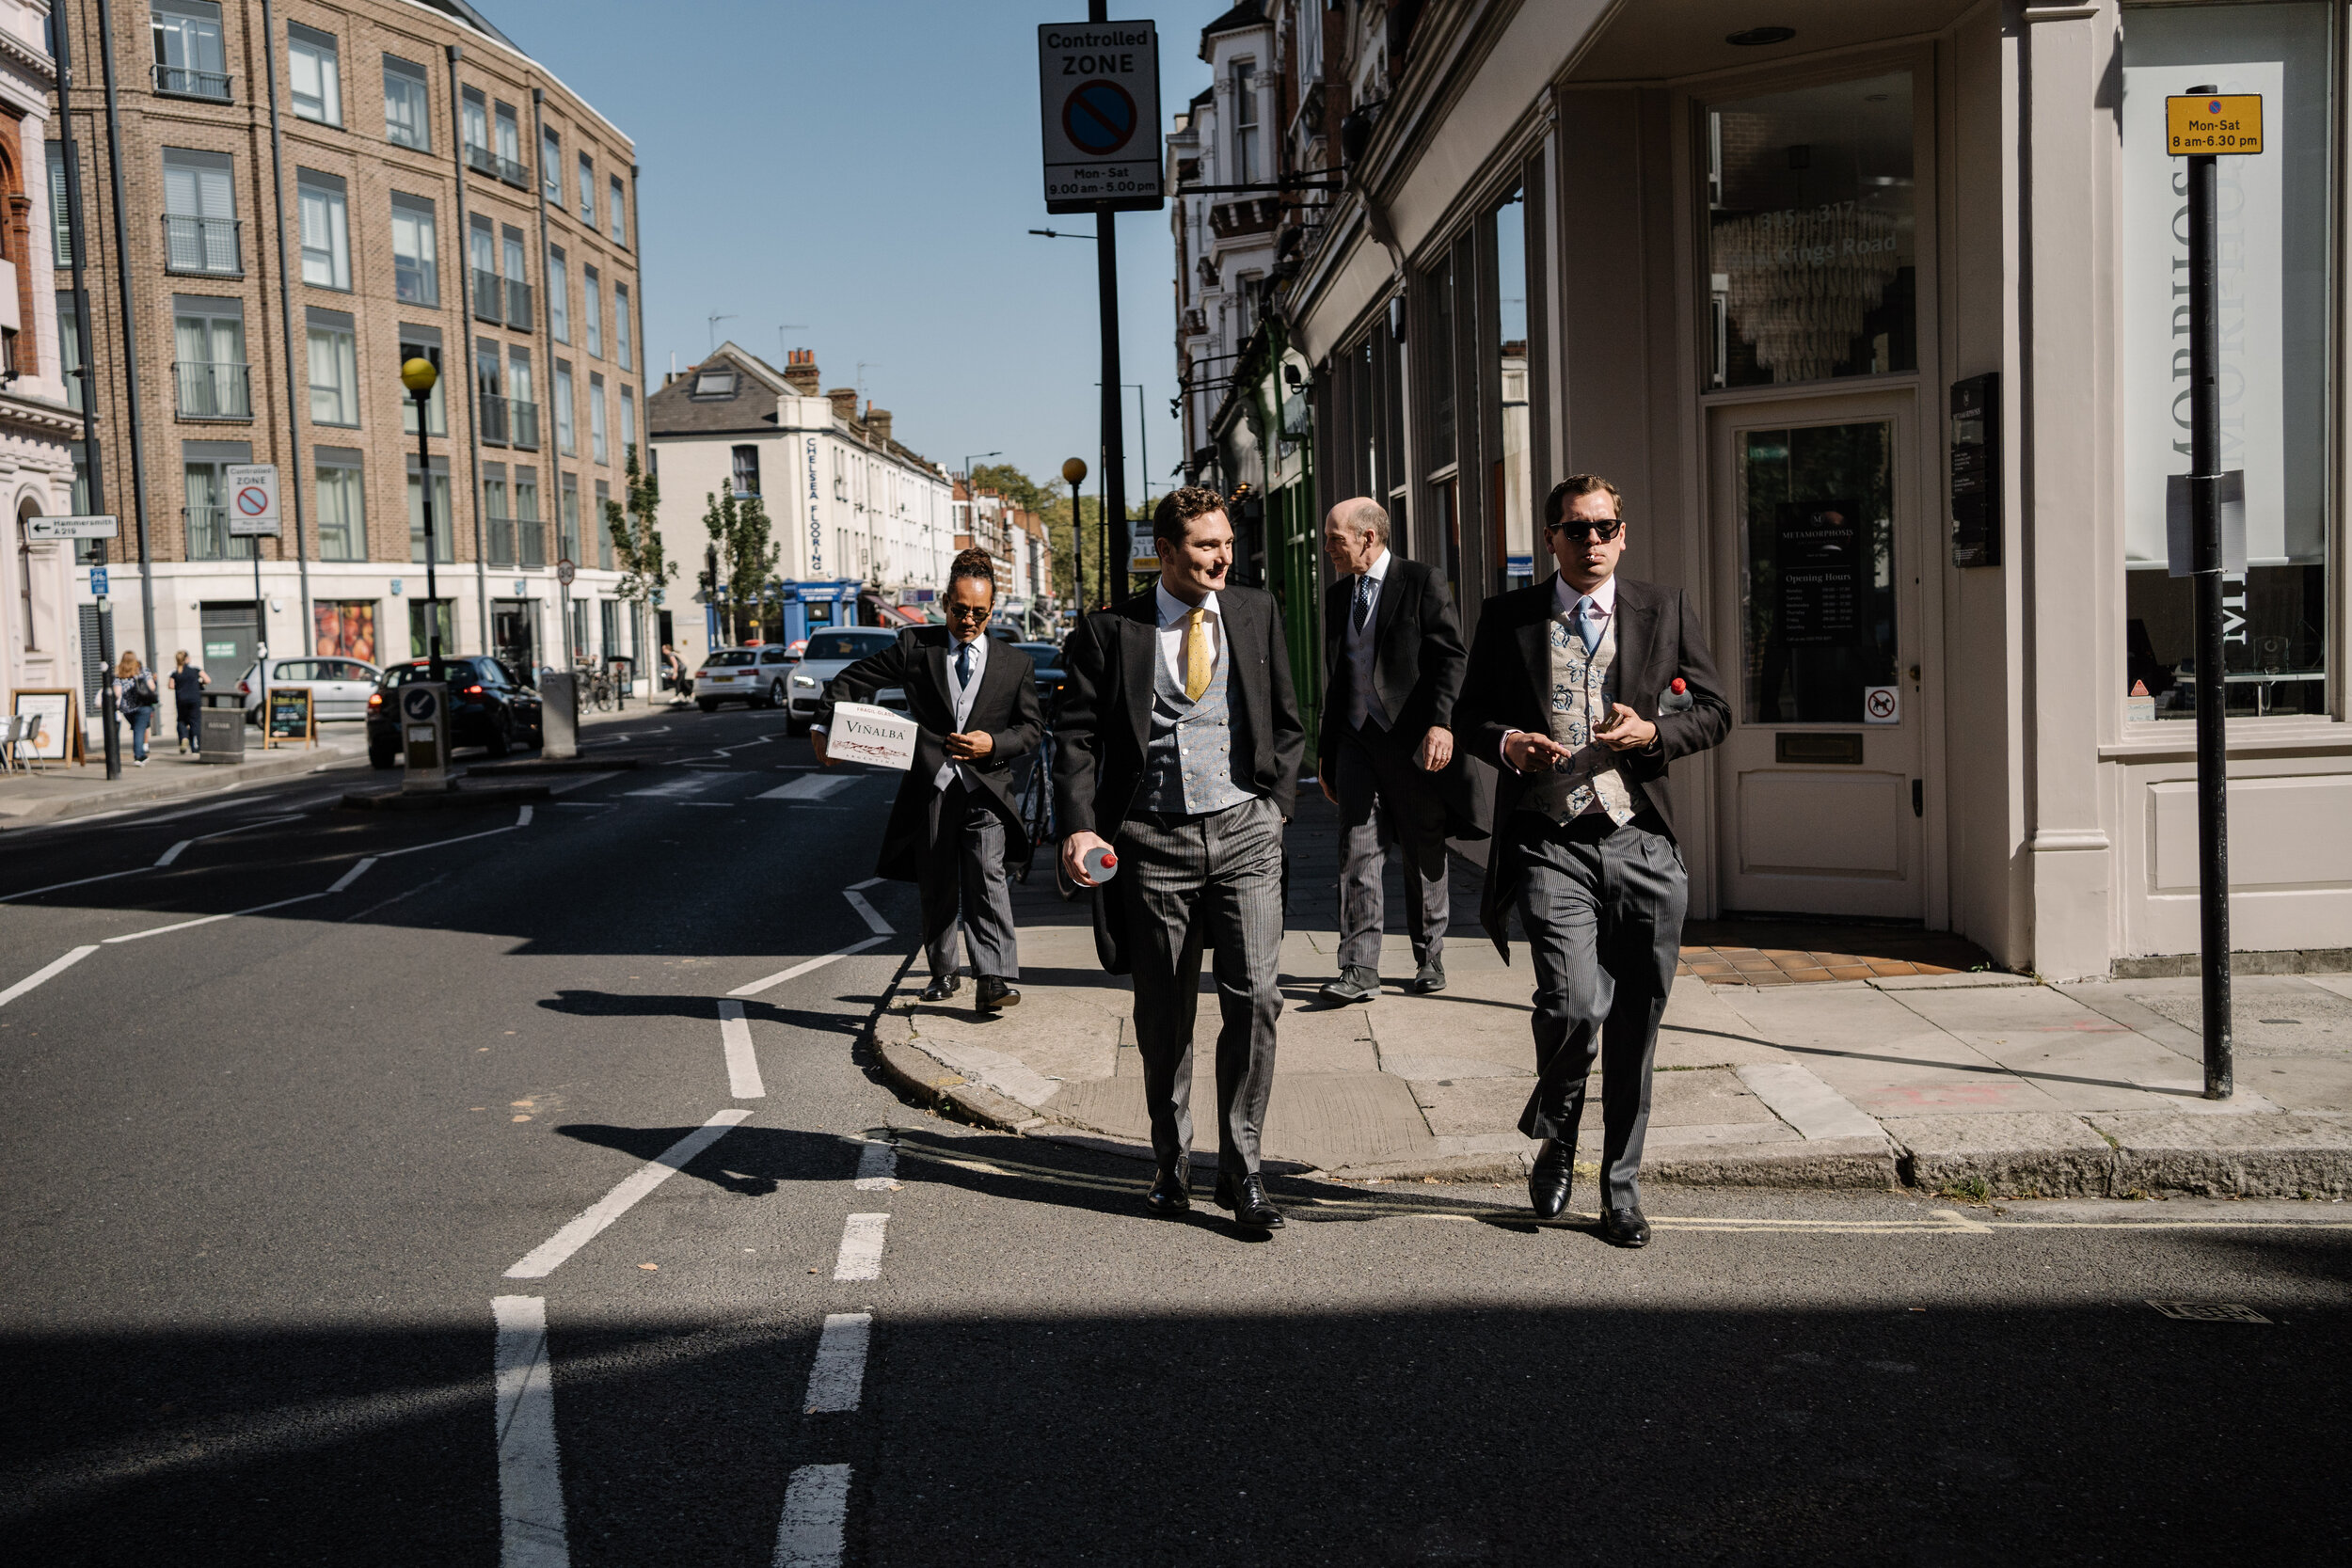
[402,355,443,685]
[1062,456,1089,612]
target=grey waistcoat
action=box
[1520,606,1637,827]
[1138,622,1257,816]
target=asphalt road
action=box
[1,705,2346,1565]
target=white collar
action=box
[948,632,987,665]
[1361,547,1391,584]
[1553,574,1617,616]
[1156,581,1219,626]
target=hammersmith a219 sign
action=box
[1038,21,1163,214]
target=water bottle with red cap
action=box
[1659,676,1694,715]
[1082,845,1119,883]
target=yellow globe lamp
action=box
[400,356,439,397]
[1061,456,1088,486]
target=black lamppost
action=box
[402,356,444,684]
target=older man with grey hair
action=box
[1315,497,1471,1004]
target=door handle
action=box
[1912,779,1923,818]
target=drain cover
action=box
[2148,1300,2271,1323]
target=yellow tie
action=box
[1183,608,1211,702]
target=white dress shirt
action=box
[1155,581,1223,687]
[934,632,989,794]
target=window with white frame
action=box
[297,168,350,290]
[589,372,607,464]
[399,325,444,436]
[172,293,246,420]
[1232,60,1259,185]
[577,151,594,223]
[613,282,632,370]
[46,142,72,266]
[307,307,358,427]
[619,384,635,459]
[541,126,561,200]
[582,266,601,357]
[314,447,364,561]
[383,55,430,150]
[554,360,575,455]
[288,23,341,125]
[609,174,626,244]
[390,192,437,306]
[162,147,238,275]
[547,245,569,342]
[151,1,229,101]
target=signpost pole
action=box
[251,532,266,746]
[2183,87,2233,1100]
[96,549,118,779]
[415,386,443,687]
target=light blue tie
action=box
[1575,596,1602,655]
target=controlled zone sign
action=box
[1039,21,1162,214]
[225,464,281,537]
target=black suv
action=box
[367,657,545,768]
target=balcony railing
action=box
[479,393,510,446]
[472,268,502,323]
[498,155,532,187]
[508,400,541,450]
[174,360,251,420]
[153,64,231,101]
[464,141,498,176]
[163,214,242,277]
[504,278,532,329]
[184,504,255,562]
[487,515,516,567]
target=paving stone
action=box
[1881,1112,2116,1196]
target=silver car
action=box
[238,656,381,723]
[694,643,798,712]
[787,627,901,733]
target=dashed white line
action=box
[102,891,328,944]
[853,1140,899,1192]
[0,945,99,1007]
[503,1110,753,1279]
[375,823,517,859]
[626,774,720,800]
[6,812,307,896]
[832,1213,889,1281]
[328,857,379,894]
[803,1313,872,1414]
[841,880,893,936]
[490,1294,571,1567]
[153,840,194,867]
[516,805,535,826]
[718,1000,765,1099]
[771,1464,851,1568]
[756,774,853,801]
[727,937,889,998]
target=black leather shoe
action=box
[1214,1170,1285,1228]
[1601,1206,1652,1248]
[919,974,961,1003]
[1318,965,1380,1005]
[976,975,1020,1011]
[1529,1138,1573,1220]
[1146,1163,1191,1216]
[1411,958,1446,994]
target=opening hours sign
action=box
[1038,21,1163,214]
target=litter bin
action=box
[199,689,246,763]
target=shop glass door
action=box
[1710,397,1924,917]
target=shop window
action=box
[1706,72,1915,388]
[2122,1,2330,720]
[314,596,376,661]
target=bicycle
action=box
[578,662,614,711]
[1012,727,1056,883]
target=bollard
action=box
[399,683,452,792]
[540,671,578,760]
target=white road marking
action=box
[771,1464,851,1568]
[803,1313,872,1414]
[853,1140,899,1192]
[7,812,308,895]
[517,805,534,826]
[842,882,892,936]
[832,1213,889,1281]
[0,945,99,1008]
[102,891,327,943]
[727,937,889,998]
[718,1000,765,1099]
[503,1110,753,1279]
[756,774,853,801]
[376,823,516,859]
[542,772,620,795]
[0,867,146,903]
[154,840,193,866]
[626,774,719,799]
[328,857,378,894]
[490,1295,571,1568]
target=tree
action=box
[603,448,673,673]
[702,482,779,643]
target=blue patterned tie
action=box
[955,641,973,690]
[1575,597,1602,655]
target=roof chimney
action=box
[866,404,892,446]
[826,387,858,423]
[782,347,820,397]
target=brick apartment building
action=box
[52,0,648,707]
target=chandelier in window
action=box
[1717,206,1902,382]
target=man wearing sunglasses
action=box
[1458,474,1730,1246]
[814,548,1043,1014]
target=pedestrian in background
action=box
[169,650,208,753]
[1314,496,1474,1005]
[115,650,158,767]
[661,643,688,703]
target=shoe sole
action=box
[977,994,1020,1011]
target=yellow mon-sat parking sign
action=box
[2167,93,2263,154]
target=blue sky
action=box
[487,0,1233,505]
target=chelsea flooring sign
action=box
[1039,22,1162,214]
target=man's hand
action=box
[810,729,832,766]
[1061,830,1111,886]
[1418,725,1454,771]
[1594,703,1657,752]
[1319,774,1338,805]
[944,729,993,761]
[1502,730,1573,773]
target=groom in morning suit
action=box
[1056,485,1307,1230]
[1458,473,1730,1246]
[813,548,1043,1013]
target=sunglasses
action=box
[1546,517,1624,542]
[944,602,992,621]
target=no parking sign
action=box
[225,464,281,537]
[1038,21,1162,214]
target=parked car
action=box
[236,656,380,724]
[695,643,798,713]
[366,657,543,768]
[787,627,902,734]
[1012,641,1068,719]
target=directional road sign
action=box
[226,463,282,537]
[27,515,119,541]
[1039,20,1162,214]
